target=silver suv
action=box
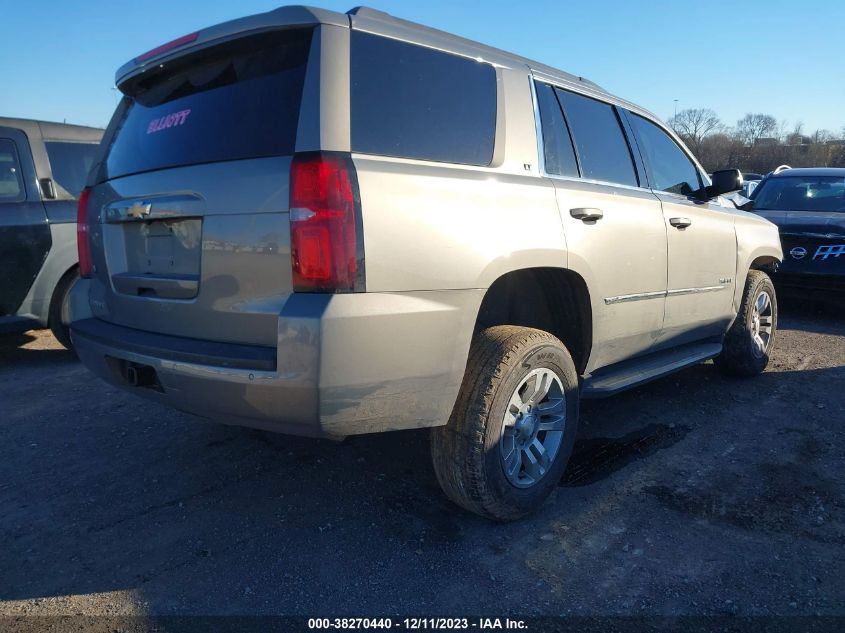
[70,6,782,520]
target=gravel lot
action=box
[1,290,843,621]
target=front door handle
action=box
[570,207,604,222]
[669,217,692,229]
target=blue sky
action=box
[2,0,843,134]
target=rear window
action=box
[105,29,313,179]
[45,141,100,198]
[350,31,496,166]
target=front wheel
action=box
[431,326,579,521]
[715,270,777,377]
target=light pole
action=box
[673,99,678,120]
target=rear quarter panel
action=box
[356,66,565,293]
[357,159,564,291]
[19,222,77,324]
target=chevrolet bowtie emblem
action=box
[126,202,151,219]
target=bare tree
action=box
[697,133,745,172]
[785,121,805,146]
[811,129,835,144]
[735,113,778,146]
[832,143,845,168]
[668,108,722,154]
[661,107,845,171]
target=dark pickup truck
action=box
[0,117,103,348]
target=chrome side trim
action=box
[667,285,726,297]
[604,285,727,305]
[604,290,666,305]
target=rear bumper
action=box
[70,282,482,438]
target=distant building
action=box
[754,137,778,147]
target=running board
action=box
[581,342,722,398]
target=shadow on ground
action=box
[0,330,77,368]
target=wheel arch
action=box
[733,211,782,309]
[472,267,593,375]
[749,254,780,271]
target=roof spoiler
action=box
[114,5,348,90]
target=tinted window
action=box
[556,89,637,187]
[752,176,845,213]
[0,139,24,201]
[351,32,496,165]
[630,114,701,196]
[105,29,312,179]
[45,142,100,198]
[534,82,578,177]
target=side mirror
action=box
[707,169,743,198]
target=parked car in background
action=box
[741,172,763,197]
[69,5,782,520]
[746,167,845,290]
[0,118,103,349]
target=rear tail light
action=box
[289,153,363,292]
[77,187,94,278]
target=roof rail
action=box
[346,5,606,94]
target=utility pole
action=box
[673,99,678,120]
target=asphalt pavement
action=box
[1,291,843,622]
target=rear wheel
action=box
[48,267,79,352]
[431,326,579,521]
[715,270,777,377]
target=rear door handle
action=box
[669,217,692,229]
[570,207,604,222]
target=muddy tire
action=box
[715,270,777,377]
[431,326,579,521]
[48,268,78,352]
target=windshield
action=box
[752,175,845,213]
[105,28,312,180]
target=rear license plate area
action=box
[126,218,201,275]
[112,218,202,299]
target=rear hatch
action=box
[87,28,313,347]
